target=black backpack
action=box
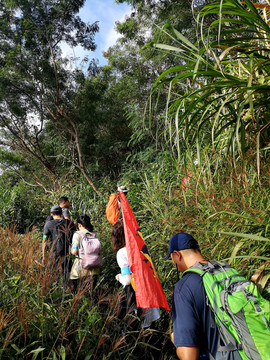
[53,220,74,257]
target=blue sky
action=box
[61,0,131,67]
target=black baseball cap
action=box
[50,205,62,213]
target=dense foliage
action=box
[0,0,269,358]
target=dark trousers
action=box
[48,254,72,287]
[117,285,143,328]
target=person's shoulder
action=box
[176,272,203,292]
[77,229,92,237]
[45,219,57,227]
[45,215,53,223]
[117,247,127,256]
[116,247,127,262]
[72,230,81,240]
[116,247,128,267]
[43,219,60,235]
[62,207,70,216]
[62,218,75,228]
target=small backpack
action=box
[54,220,74,257]
[78,231,102,270]
[106,193,119,224]
[184,261,270,360]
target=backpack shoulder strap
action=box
[54,220,64,239]
[183,261,215,277]
[76,231,98,248]
[55,219,67,232]
[77,231,86,237]
[183,260,232,277]
[76,231,86,248]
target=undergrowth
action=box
[0,227,173,360]
[0,157,269,359]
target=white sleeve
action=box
[116,248,131,286]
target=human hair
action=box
[51,210,62,216]
[77,214,93,232]
[182,239,202,256]
[111,220,125,251]
[188,238,200,249]
[58,196,69,205]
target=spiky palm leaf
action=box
[149,0,270,178]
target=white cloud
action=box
[59,0,131,68]
[103,11,128,50]
[78,0,131,65]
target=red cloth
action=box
[119,191,170,311]
[181,176,188,191]
[181,172,192,191]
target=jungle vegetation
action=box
[0,0,269,358]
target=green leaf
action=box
[165,24,199,51]
[27,347,45,360]
[223,255,270,262]
[217,231,270,242]
[60,345,66,360]
[11,344,24,355]
[152,43,185,53]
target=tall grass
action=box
[119,153,270,299]
[0,158,269,358]
[0,227,173,360]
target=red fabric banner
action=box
[119,191,170,311]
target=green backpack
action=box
[184,261,270,360]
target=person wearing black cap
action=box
[42,205,75,286]
[165,233,220,360]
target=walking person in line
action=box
[111,220,160,328]
[58,196,71,220]
[70,214,102,295]
[111,220,137,322]
[165,233,217,360]
[165,232,270,360]
[45,196,71,223]
[42,205,75,286]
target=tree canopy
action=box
[0,0,100,193]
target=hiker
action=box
[45,196,71,223]
[42,206,75,286]
[165,232,270,360]
[70,214,102,294]
[112,220,136,321]
[112,220,160,328]
[58,196,71,220]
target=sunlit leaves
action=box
[148,0,270,173]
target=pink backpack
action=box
[78,231,102,270]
